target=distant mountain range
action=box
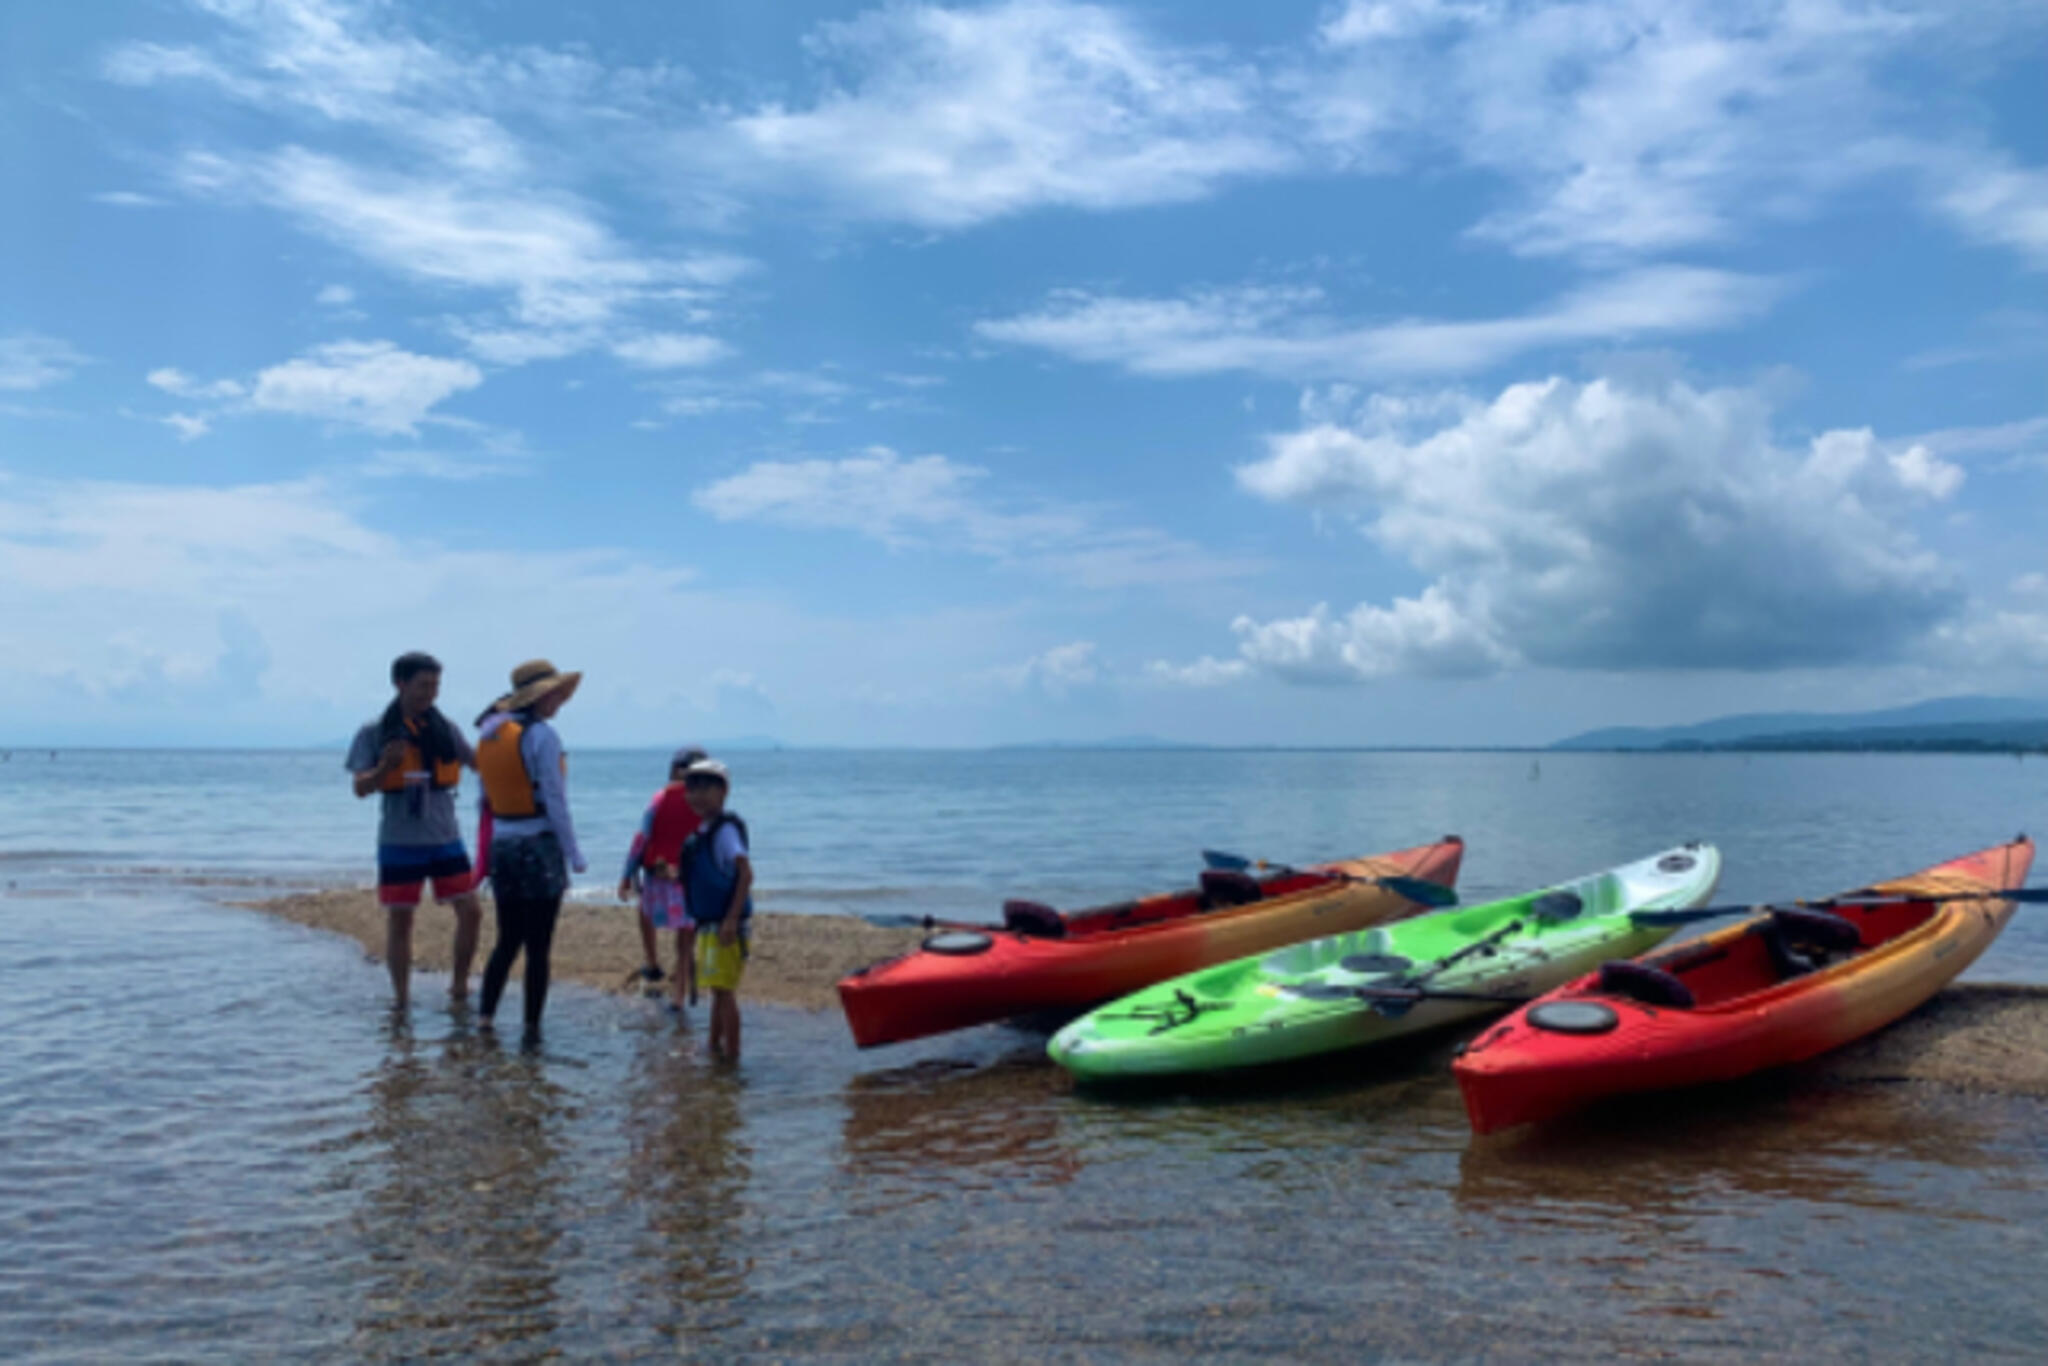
[1552,696,2048,752]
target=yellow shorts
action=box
[695,929,748,993]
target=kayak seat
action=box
[1771,907,1863,951]
[1002,900,1067,938]
[1531,890,1585,923]
[1199,870,1264,910]
[1597,959,1696,1009]
[1761,906,1861,979]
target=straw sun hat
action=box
[495,659,582,714]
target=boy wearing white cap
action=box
[681,758,752,1062]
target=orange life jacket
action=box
[379,715,464,793]
[477,719,565,819]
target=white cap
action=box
[684,758,730,785]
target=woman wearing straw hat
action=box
[473,659,587,1047]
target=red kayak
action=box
[1454,837,2035,1135]
[838,837,1464,1048]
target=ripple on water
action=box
[8,887,2048,1360]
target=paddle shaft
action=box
[1200,849,1455,907]
[1354,986,1535,1007]
[1632,885,2048,927]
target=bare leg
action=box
[449,893,482,1000]
[634,910,659,974]
[711,989,740,1062]
[675,926,697,1008]
[384,907,415,1010]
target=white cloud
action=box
[1227,374,1969,678]
[1,335,89,391]
[1918,147,2048,271]
[1144,655,1251,687]
[987,641,1101,695]
[661,394,759,419]
[1906,415,2048,464]
[694,446,1254,588]
[1297,0,2043,266]
[189,146,702,332]
[147,366,245,400]
[1886,442,1964,501]
[700,0,1294,228]
[112,2,744,363]
[1231,588,1519,682]
[92,190,166,208]
[976,267,1782,381]
[247,340,482,434]
[0,471,704,726]
[610,332,730,369]
[316,284,355,306]
[160,413,211,442]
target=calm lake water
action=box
[4,749,2047,1359]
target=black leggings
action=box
[481,893,562,1030]
[482,834,567,1032]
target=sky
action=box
[1,0,2043,747]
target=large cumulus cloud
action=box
[1228,376,1967,679]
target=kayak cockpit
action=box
[1615,897,1943,1008]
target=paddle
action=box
[858,912,990,931]
[1355,917,1527,1017]
[1351,984,1536,1008]
[1199,849,1458,908]
[1630,885,2048,928]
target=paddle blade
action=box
[1353,986,1421,1018]
[1202,849,1252,871]
[1380,876,1458,908]
[2004,887,2048,903]
[860,913,933,929]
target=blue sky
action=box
[1,0,2043,747]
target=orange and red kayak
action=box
[1454,837,2035,1135]
[838,836,1464,1048]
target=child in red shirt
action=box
[616,747,705,1012]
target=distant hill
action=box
[1553,696,2048,752]
[1673,718,2048,753]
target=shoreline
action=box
[239,887,923,1013]
[237,889,2048,1093]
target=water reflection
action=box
[348,1018,569,1361]
[1457,1077,2013,1225]
[840,1046,1082,1198]
[620,1027,755,1343]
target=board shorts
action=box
[640,874,691,931]
[695,929,749,993]
[377,840,478,909]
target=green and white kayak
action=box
[1048,843,1721,1081]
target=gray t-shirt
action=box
[346,717,476,849]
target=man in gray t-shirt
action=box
[346,652,484,1010]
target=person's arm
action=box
[718,824,752,943]
[618,801,657,898]
[720,856,752,944]
[349,730,405,799]
[525,723,586,873]
[454,726,477,772]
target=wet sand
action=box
[241,889,2048,1094]
[243,888,921,1012]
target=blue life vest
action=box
[684,812,752,927]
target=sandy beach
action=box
[239,888,2048,1092]
[244,888,922,1013]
